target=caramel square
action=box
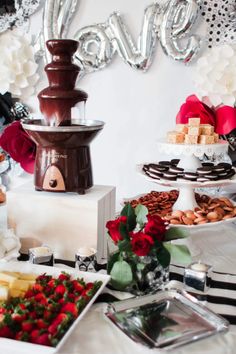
[184,134,198,144]
[167,131,185,144]
[213,132,219,143]
[176,124,188,134]
[188,118,200,126]
[199,135,215,144]
[200,124,214,136]
[188,126,201,135]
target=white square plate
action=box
[0,261,110,354]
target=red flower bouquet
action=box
[0,121,36,174]
[106,204,190,294]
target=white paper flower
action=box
[193,44,236,107]
[0,29,39,99]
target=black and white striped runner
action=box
[170,264,236,325]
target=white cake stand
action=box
[150,139,231,210]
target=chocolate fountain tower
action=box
[22,39,104,194]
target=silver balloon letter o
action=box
[74,25,114,73]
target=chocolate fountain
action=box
[22,39,104,194]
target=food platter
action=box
[0,262,110,354]
[137,164,236,189]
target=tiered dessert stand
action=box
[138,139,236,229]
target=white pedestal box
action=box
[7,182,116,262]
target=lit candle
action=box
[184,261,212,293]
[190,262,208,272]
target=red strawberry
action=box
[24,289,34,298]
[32,283,43,293]
[36,319,48,329]
[18,303,26,311]
[35,293,48,305]
[12,313,27,322]
[21,320,34,332]
[67,293,76,301]
[29,311,37,319]
[58,273,70,281]
[33,333,51,346]
[61,303,78,317]
[54,284,66,296]
[85,282,94,290]
[48,279,56,288]
[72,280,84,293]
[48,313,68,334]
[15,330,29,341]
[43,310,53,321]
[0,325,14,338]
[30,329,40,341]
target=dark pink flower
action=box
[0,121,36,174]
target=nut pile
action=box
[163,194,236,225]
[126,190,179,217]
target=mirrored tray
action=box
[105,289,229,351]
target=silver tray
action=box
[105,289,229,351]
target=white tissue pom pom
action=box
[0,29,38,99]
[194,44,236,107]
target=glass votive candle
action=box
[29,246,54,266]
[184,261,212,293]
[75,247,97,272]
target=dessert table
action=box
[1,218,236,354]
[55,222,236,354]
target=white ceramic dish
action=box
[0,261,110,354]
[122,193,236,230]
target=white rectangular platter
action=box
[0,261,110,354]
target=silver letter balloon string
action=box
[37,0,202,77]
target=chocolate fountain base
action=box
[22,119,104,195]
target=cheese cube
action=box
[213,132,219,143]
[176,124,188,134]
[9,279,31,292]
[9,289,24,298]
[188,118,200,126]
[188,126,201,135]
[199,135,215,144]
[0,285,8,301]
[200,124,214,135]
[167,131,185,144]
[0,272,18,283]
[18,273,38,281]
[184,134,198,144]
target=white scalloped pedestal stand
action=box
[156,139,230,211]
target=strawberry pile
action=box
[0,272,102,347]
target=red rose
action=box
[0,121,36,174]
[144,215,166,242]
[106,216,127,244]
[130,231,154,256]
[176,95,215,126]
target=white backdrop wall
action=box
[29,0,204,208]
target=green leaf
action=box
[120,204,136,231]
[135,204,148,226]
[164,228,189,241]
[156,246,171,268]
[119,222,129,240]
[107,251,120,274]
[117,239,131,252]
[110,260,133,290]
[164,243,191,265]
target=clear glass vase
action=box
[107,250,169,296]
